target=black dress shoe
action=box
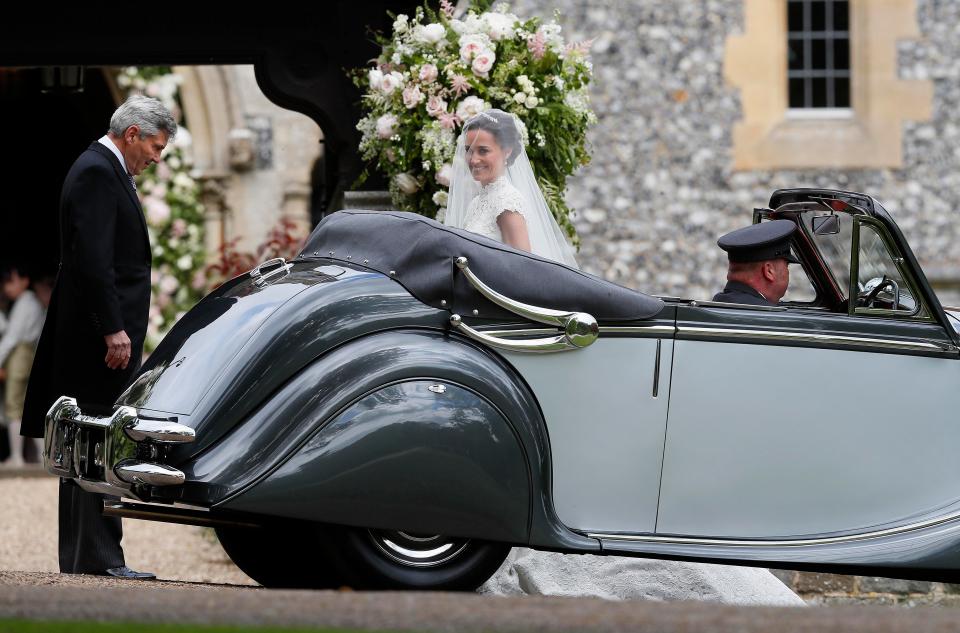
[101,566,156,580]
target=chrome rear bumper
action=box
[44,396,195,499]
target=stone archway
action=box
[174,65,323,254]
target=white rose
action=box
[402,84,424,109]
[394,172,420,194]
[419,64,438,84]
[456,95,488,121]
[436,163,453,187]
[483,12,518,41]
[525,95,539,108]
[432,190,449,206]
[462,13,484,34]
[368,68,384,91]
[513,91,527,104]
[176,255,193,271]
[471,49,496,77]
[449,19,466,34]
[426,95,448,118]
[379,71,404,94]
[418,23,446,44]
[376,114,398,139]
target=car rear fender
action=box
[181,329,598,551]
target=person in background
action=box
[0,265,44,467]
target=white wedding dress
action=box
[462,176,526,243]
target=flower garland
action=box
[353,1,595,245]
[116,67,206,350]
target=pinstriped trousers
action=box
[58,478,125,573]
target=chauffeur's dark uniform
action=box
[712,280,775,306]
[22,141,151,574]
[711,219,800,307]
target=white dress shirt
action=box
[98,135,129,174]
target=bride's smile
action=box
[465,129,508,185]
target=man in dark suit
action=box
[21,95,176,579]
[712,220,801,307]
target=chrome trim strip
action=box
[475,328,561,337]
[678,326,956,353]
[475,325,677,337]
[451,317,575,353]
[601,325,678,335]
[450,256,599,352]
[589,507,960,547]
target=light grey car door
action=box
[657,305,960,539]
[501,328,673,534]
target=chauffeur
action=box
[712,219,801,307]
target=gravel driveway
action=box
[0,473,255,585]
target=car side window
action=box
[853,223,920,315]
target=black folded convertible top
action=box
[301,210,664,321]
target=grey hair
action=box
[109,95,177,140]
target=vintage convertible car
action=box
[44,188,960,590]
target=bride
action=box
[444,109,578,268]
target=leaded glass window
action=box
[787,0,850,109]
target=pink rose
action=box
[145,196,171,226]
[459,33,490,62]
[471,49,496,77]
[436,163,453,187]
[402,84,424,109]
[419,64,438,84]
[426,95,448,118]
[171,218,188,238]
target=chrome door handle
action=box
[449,256,598,353]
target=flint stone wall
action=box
[512,0,960,304]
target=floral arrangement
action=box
[204,218,304,289]
[353,0,595,245]
[116,66,207,350]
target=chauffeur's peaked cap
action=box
[717,219,801,264]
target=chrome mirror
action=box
[812,215,840,235]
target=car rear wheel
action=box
[327,527,511,591]
[215,523,342,589]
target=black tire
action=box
[215,523,342,589]
[326,527,511,591]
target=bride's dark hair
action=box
[463,109,522,166]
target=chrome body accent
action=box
[450,256,599,353]
[589,506,960,547]
[249,257,293,286]
[114,461,186,487]
[43,396,188,499]
[678,325,957,354]
[123,419,196,444]
[601,325,678,336]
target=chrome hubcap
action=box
[367,530,470,568]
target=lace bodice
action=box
[462,177,526,242]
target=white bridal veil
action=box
[444,109,579,268]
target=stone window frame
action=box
[724,0,932,170]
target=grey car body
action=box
[43,188,960,588]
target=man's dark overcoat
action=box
[22,141,150,436]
